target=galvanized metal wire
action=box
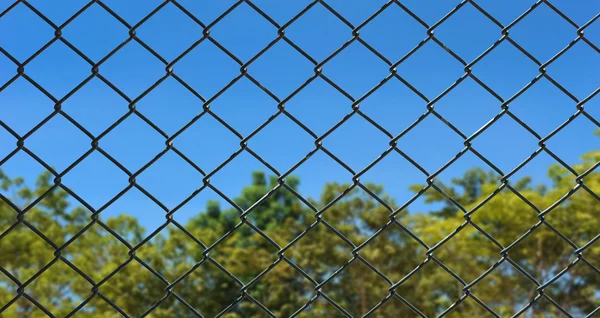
[0,0,599,317]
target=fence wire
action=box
[0,0,599,317]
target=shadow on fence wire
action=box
[1,0,600,317]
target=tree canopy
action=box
[1,147,599,317]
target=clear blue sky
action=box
[1,0,599,231]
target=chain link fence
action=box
[1,0,599,317]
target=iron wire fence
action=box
[1,0,600,317]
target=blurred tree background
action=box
[1,143,599,317]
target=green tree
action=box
[1,146,599,317]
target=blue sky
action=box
[1,0,599,232]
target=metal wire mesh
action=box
[0,0,599,317]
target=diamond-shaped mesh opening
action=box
[432,224,501,283]
[408,206,465,247]
[26,41,90,98]
[26,260,91,317]
[170,258,240,316]
[284,3,349,61]
[435,3,499,62]
[547,41,600,100]
[323,41,390,97]
[99,260,166,317]
[508,226,577,285]
[244,187,315,248]
[175,40,241,98]
[396,114,465,172]
[208,153,274,200]
[544,261,600,316]
[135,223,199,283]
[469,260,536,317]
[433,77,501,136]
[209,2,276,62]
[321,259,391,317]
[424,155,499,214]
[394,260,464,317]
[401,185,452,216]
[472,40,540,98]
[0,78,55,135]
[210,223,280,284]
[62,3,129,62]
[171,193,237,248]
[0,3,54,61]
[247,261,315,317]
[471,114,540,173]
[290,150,353,208]
[209,77,277,136]
[0,151,53,209]
[358,224,426,282]
[396,40,465,99]
[99,40,166,98]
[470,187,541,247]
[510,4,576,62]
[136,150,203,209]
[169,183,227,221]
[320,186,392,246]
[509,77,577,137]
[23,189,91,245]
[359,150,426,210]
[61,77,129,136]
[250,40,315,98]
[507,150,566,195]
[360,3,424,62]
[61,150,129,210]
[250,115,315,172]
[100,114,165,171]
[545,188,600,248]
[98,187,167,238]
[134,77,200,136]
[173,113,240,172]
[25,114,90,171]
[136,2,204,61]
[284,77,350,135]
[358,77,427,135]
[286,222,352,280]
[546,115,600,168]
[63,222,131,283]
[0,222,55,282]
[323,114,391,171]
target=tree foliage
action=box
[1,148,599,317]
